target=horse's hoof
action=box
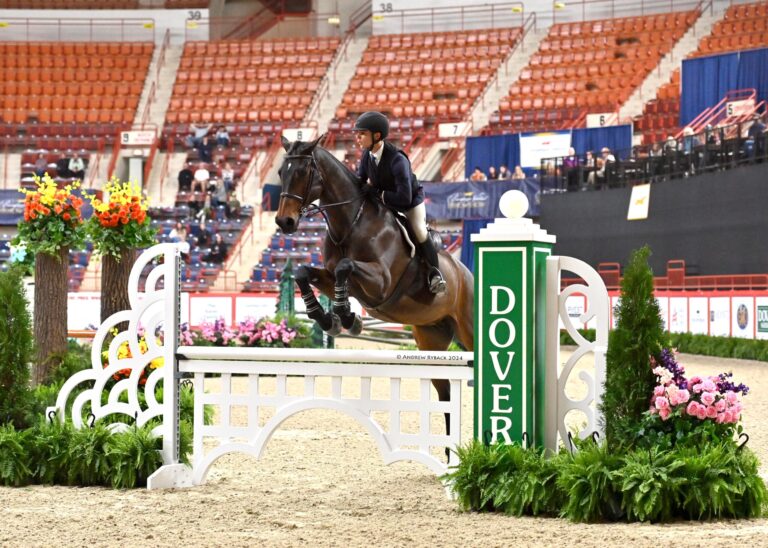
[346,314,363,336]
[326,314,342,337]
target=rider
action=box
[352,111,446,295]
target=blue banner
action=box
[422,178,544,220]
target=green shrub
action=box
[0,267,34,428]
[0,424,31,486]
[557,440,623,522]
[602,246,668,451]
[443,439,507,512]
[618,448,684,522]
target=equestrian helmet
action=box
[353,111,389,140]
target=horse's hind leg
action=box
[295,265,342,336]
[412,323,455,449]
[333,258,363,335]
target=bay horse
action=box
[275,136,474,416]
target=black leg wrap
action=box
[295,266,335,332]
[333,283,356,329]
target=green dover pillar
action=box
[472,190,555,447]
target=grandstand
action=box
[0,0,765,337]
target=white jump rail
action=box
[46,243,474,491]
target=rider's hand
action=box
[361,184,378,199]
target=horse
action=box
[275,136,475,419]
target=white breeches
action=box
[405,202,429,243]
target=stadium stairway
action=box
[304,33,369,136]
[211,211,278,292]
[618,4,727,122]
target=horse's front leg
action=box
[294,264,342,336]
[333,258,364,335]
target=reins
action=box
[280,152,366,247]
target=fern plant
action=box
[0,424,31,486]
[107,425,162,489]
[23,419,73,484]
[442,439,508,511]
[67,421,114,486]
[618,448,685,522]
[557,441,623,522]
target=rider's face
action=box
[354,130,373,150]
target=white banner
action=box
[519,131,572,169]
[709,297,730,337]
[731,297,754,338]
[689,297,708,335]
[726,99,755,117]
[120,131,155,146]
[656,297,669,331]
[190,296,232,326]
[627,183,651,221]
[668,297,688,333]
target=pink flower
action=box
[649,406,658,414]
[654,385,665,397]
[659,407,671,421]
[715,399,726,412]
[723,410,734,423]
[731,411,741,422]
[706,406,718,419]
[677,389,690,404]
[696,408,708,420]
[692,383,703,394]
[726,391,739,404]
[689,376,702,385]
[701,379,717,392]
[701,391,716,406]
[655,396,670,410]
[716,412,726,424]
[686,401,699,416]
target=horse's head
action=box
[275,135,324,234]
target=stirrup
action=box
[428,268,446,295]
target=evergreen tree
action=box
[0,266,33,426]
[601,246,667,450]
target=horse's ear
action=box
[308,133,325,149]
[281,135,291,152]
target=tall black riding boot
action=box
[418,239,446,295]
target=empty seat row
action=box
[176,65,327,82]
[0,68,145,83]
[0,56,150,70]
[0,41,152,56]
[166,109,306,124]
[184,37,340,56]
[2,109,134,124]
[169,94,312,111]
[549,11,696,37]
[369,28,520,48]
[173,80,319,96]
[179,53,334,69]
[0,96,138,110]
[530,45,665,66]
[361,46,508,63]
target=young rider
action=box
[352,111,446,294]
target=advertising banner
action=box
[423,179,543,220]
[519,131,572,168]
[731,297,754,339]
[668,297,688,333]
[709,297,730,337]
[756,297,768,340]
[689,297,708,335]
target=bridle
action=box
[279,152,366,247]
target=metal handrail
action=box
[0,16,156,42]
[375,2,525,34]
[550,0,704,24]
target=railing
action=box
[140,80,157,129]
[158,137,173,203]
[540,117,768,191]
[302,27,355,125]
[85,138,106,188]
[550,0,706,24]
[106,132,123,179]
[258,139,283,184]
[143,135,160,185]
[186,12,344,42]
[0,17,156,42]
[259,192,273,231]
[680,89,758,136]
[2,144,8,189]
[372,2,525,34]
[217,1,283,41]
[218,221,257,291]
[348,0,373,34]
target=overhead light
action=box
[327,15,341,25]
[554,2,566,9]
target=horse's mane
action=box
[313,145,363,187]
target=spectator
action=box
[197,135,213,163]
[178,164,194,192]
[497,164,512,179]
[469,166,487,181]
[487,166,499,180]
[562,147,580,190]
[220,162,235,192]
[203,233,227,263]
[185,120,212,149]
[215,125,231,147]
[56,153,71,178]
[512,165,526,180]
[681,127,697,176]
[211,177,229,214]
[192,219,212,247]
[745,114,766,160]
[168,221,187,243]
[68,152,86,180]
[587,147,615,188]
[193,162,210,193]
[34,153,48,177]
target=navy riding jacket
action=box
[357,141,424,212]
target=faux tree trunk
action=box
[33,247,69,385]
[101,247,136,326]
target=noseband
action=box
[278,152,367,247]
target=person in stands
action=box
[34,153,48,177]
[497,164,512,179]
[469,166,487,181]
[512,165,526,180]
[204,233,227,263]
[352,111,446,294]
[68,152,86,180]
[487,166,499,180]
